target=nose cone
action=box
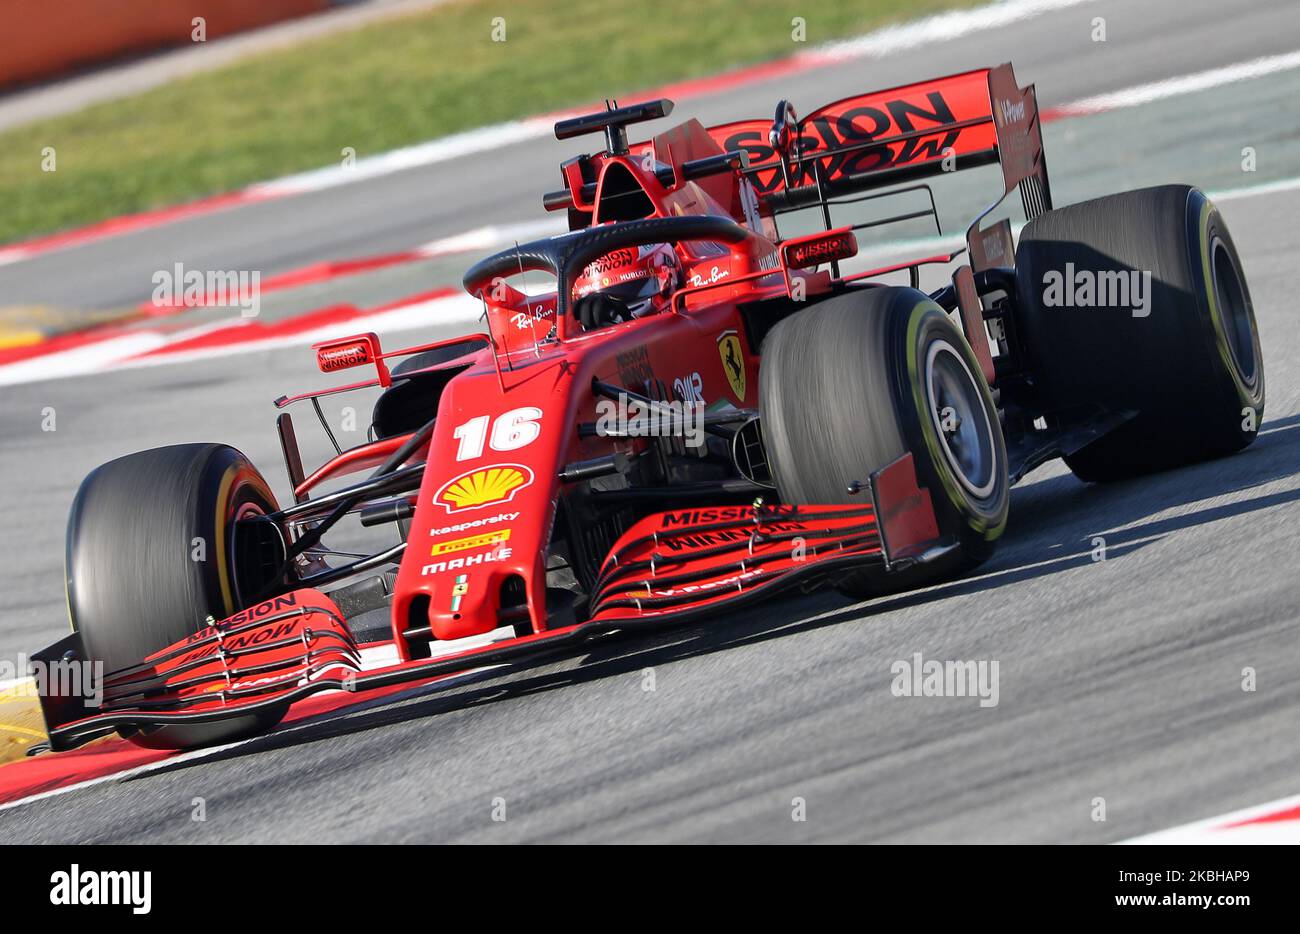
[390,359,574,655]
[396,461,554,647]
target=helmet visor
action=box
[595,272,662,304]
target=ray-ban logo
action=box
[50,864,151,914]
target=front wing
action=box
[35,454,949,751]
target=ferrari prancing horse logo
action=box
[717,330,746,401]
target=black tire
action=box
[1015,184,1264,481]
[66,444,286,749]
[759,287,1010,596]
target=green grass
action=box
[0,0,978,245]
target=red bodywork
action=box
[38,64,1049,749]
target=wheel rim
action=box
[1210,236,1258,388]
[925,339,997,499]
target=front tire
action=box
[759,287,1010,596]
[66,444,287,749]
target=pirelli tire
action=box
[759,286,1010,597]
[65,443,287,749]
[1014,184,1264,482]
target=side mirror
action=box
[781,228,858,270]
[313,332,392,386]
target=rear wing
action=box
[704,63,1052,253]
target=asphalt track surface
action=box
[2,0,1300,842]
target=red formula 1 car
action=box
[36,63,1263,751]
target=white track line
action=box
[814,0,1094,63]
[0,332,169,388]
[1210,175,1300,201]
[1121,791,1300,844]
[251,117,560,196]
[1052,49,1300,116]
[415,218,568,258]
[115,293,483,373]
[0,293,482,387]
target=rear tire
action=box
[1014,185,1264,481]
[759,287,1010,597]
[66,444,287,749]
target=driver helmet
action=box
[572,242,680,326]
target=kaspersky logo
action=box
[434,464,534,513]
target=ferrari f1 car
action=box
[36,63,1263,751]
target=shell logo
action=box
[434,464,535,513]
